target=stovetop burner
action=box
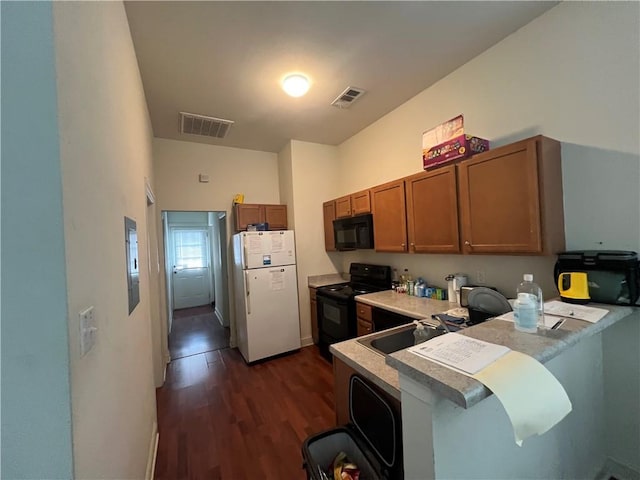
[317,263,392,301]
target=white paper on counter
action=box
[543,300,608,323]
[472,350,572,446]
[408,333,510,375]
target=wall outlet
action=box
[476,271,486,284]
[79,306,96,357]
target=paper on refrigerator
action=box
[409,333,572,446]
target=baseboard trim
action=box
[145,422,159,480]
[300,335,314,347]
[596,457,640,480]
[214,308,228,328]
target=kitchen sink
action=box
[357,322,447,356]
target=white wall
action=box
[154,138,280,210]
[279,140,343,344]
[1,3,74,477]
[53,2,159,478]
[335,2,639,300]
[333,2,639,471]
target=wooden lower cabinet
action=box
[356,302,373,336]
[333,357,357,426]
[309,287,318,344]
[371,179,408,252]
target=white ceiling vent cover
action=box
[331,86,366,109]
[179,112,234,138]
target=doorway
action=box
[162,211,230,359]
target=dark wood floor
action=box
[170,305,230,359]
[154,342,336,479]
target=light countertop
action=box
[307,273,347,288]
[330,290,637,409]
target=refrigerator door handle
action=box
[245,271,251,315]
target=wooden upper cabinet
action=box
[234,204,263,231]
[335,196,352,218]
[323,200,337,251]
[264,204,287,230]
[351,190,371,216]
[371,179,408,252]
[335,190,371,219]
[234,203,287,231]
[457,135,564,255]
[405,165,460,254]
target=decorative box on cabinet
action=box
[234,203,287,232]
[457,135,564,255]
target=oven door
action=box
[317,293,354,343]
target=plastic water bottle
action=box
[514,274,543,333]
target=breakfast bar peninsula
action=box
[331,291,639,480]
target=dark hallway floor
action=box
[169,305,230,359]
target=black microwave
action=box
[333,214,374,251]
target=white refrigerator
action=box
[232,230,301,362]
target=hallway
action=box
[169,305,230,360]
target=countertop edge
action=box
[388,304,636,409]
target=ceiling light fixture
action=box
[282,73,310,97]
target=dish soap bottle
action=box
[413,320,430,345]
[514,274,544,332]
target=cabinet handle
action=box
[464,240,471,246]
[401,243,405,247]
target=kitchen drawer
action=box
[356,302,372,322]
[357,318,373,337]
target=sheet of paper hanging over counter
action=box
[473,351,572,446]
[408,333,572,446]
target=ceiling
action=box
[124,1,558,153]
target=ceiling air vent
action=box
[179,112,234,139]
[331,86,366,109]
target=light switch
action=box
[79,306,97,357]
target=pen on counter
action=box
[551,319,565,330]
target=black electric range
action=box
[316,263,391,360]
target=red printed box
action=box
[422,115,489,170]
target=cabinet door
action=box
[323,200,337,251]
[335,195,352,218]
[406,166,460,253]
[357,318,373,337]
[264,204,287,230]
[351,190,371,215]
[371,179,407,252]
[458,138,542,254]
[234,204,264,231]
[309,287,318,344]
